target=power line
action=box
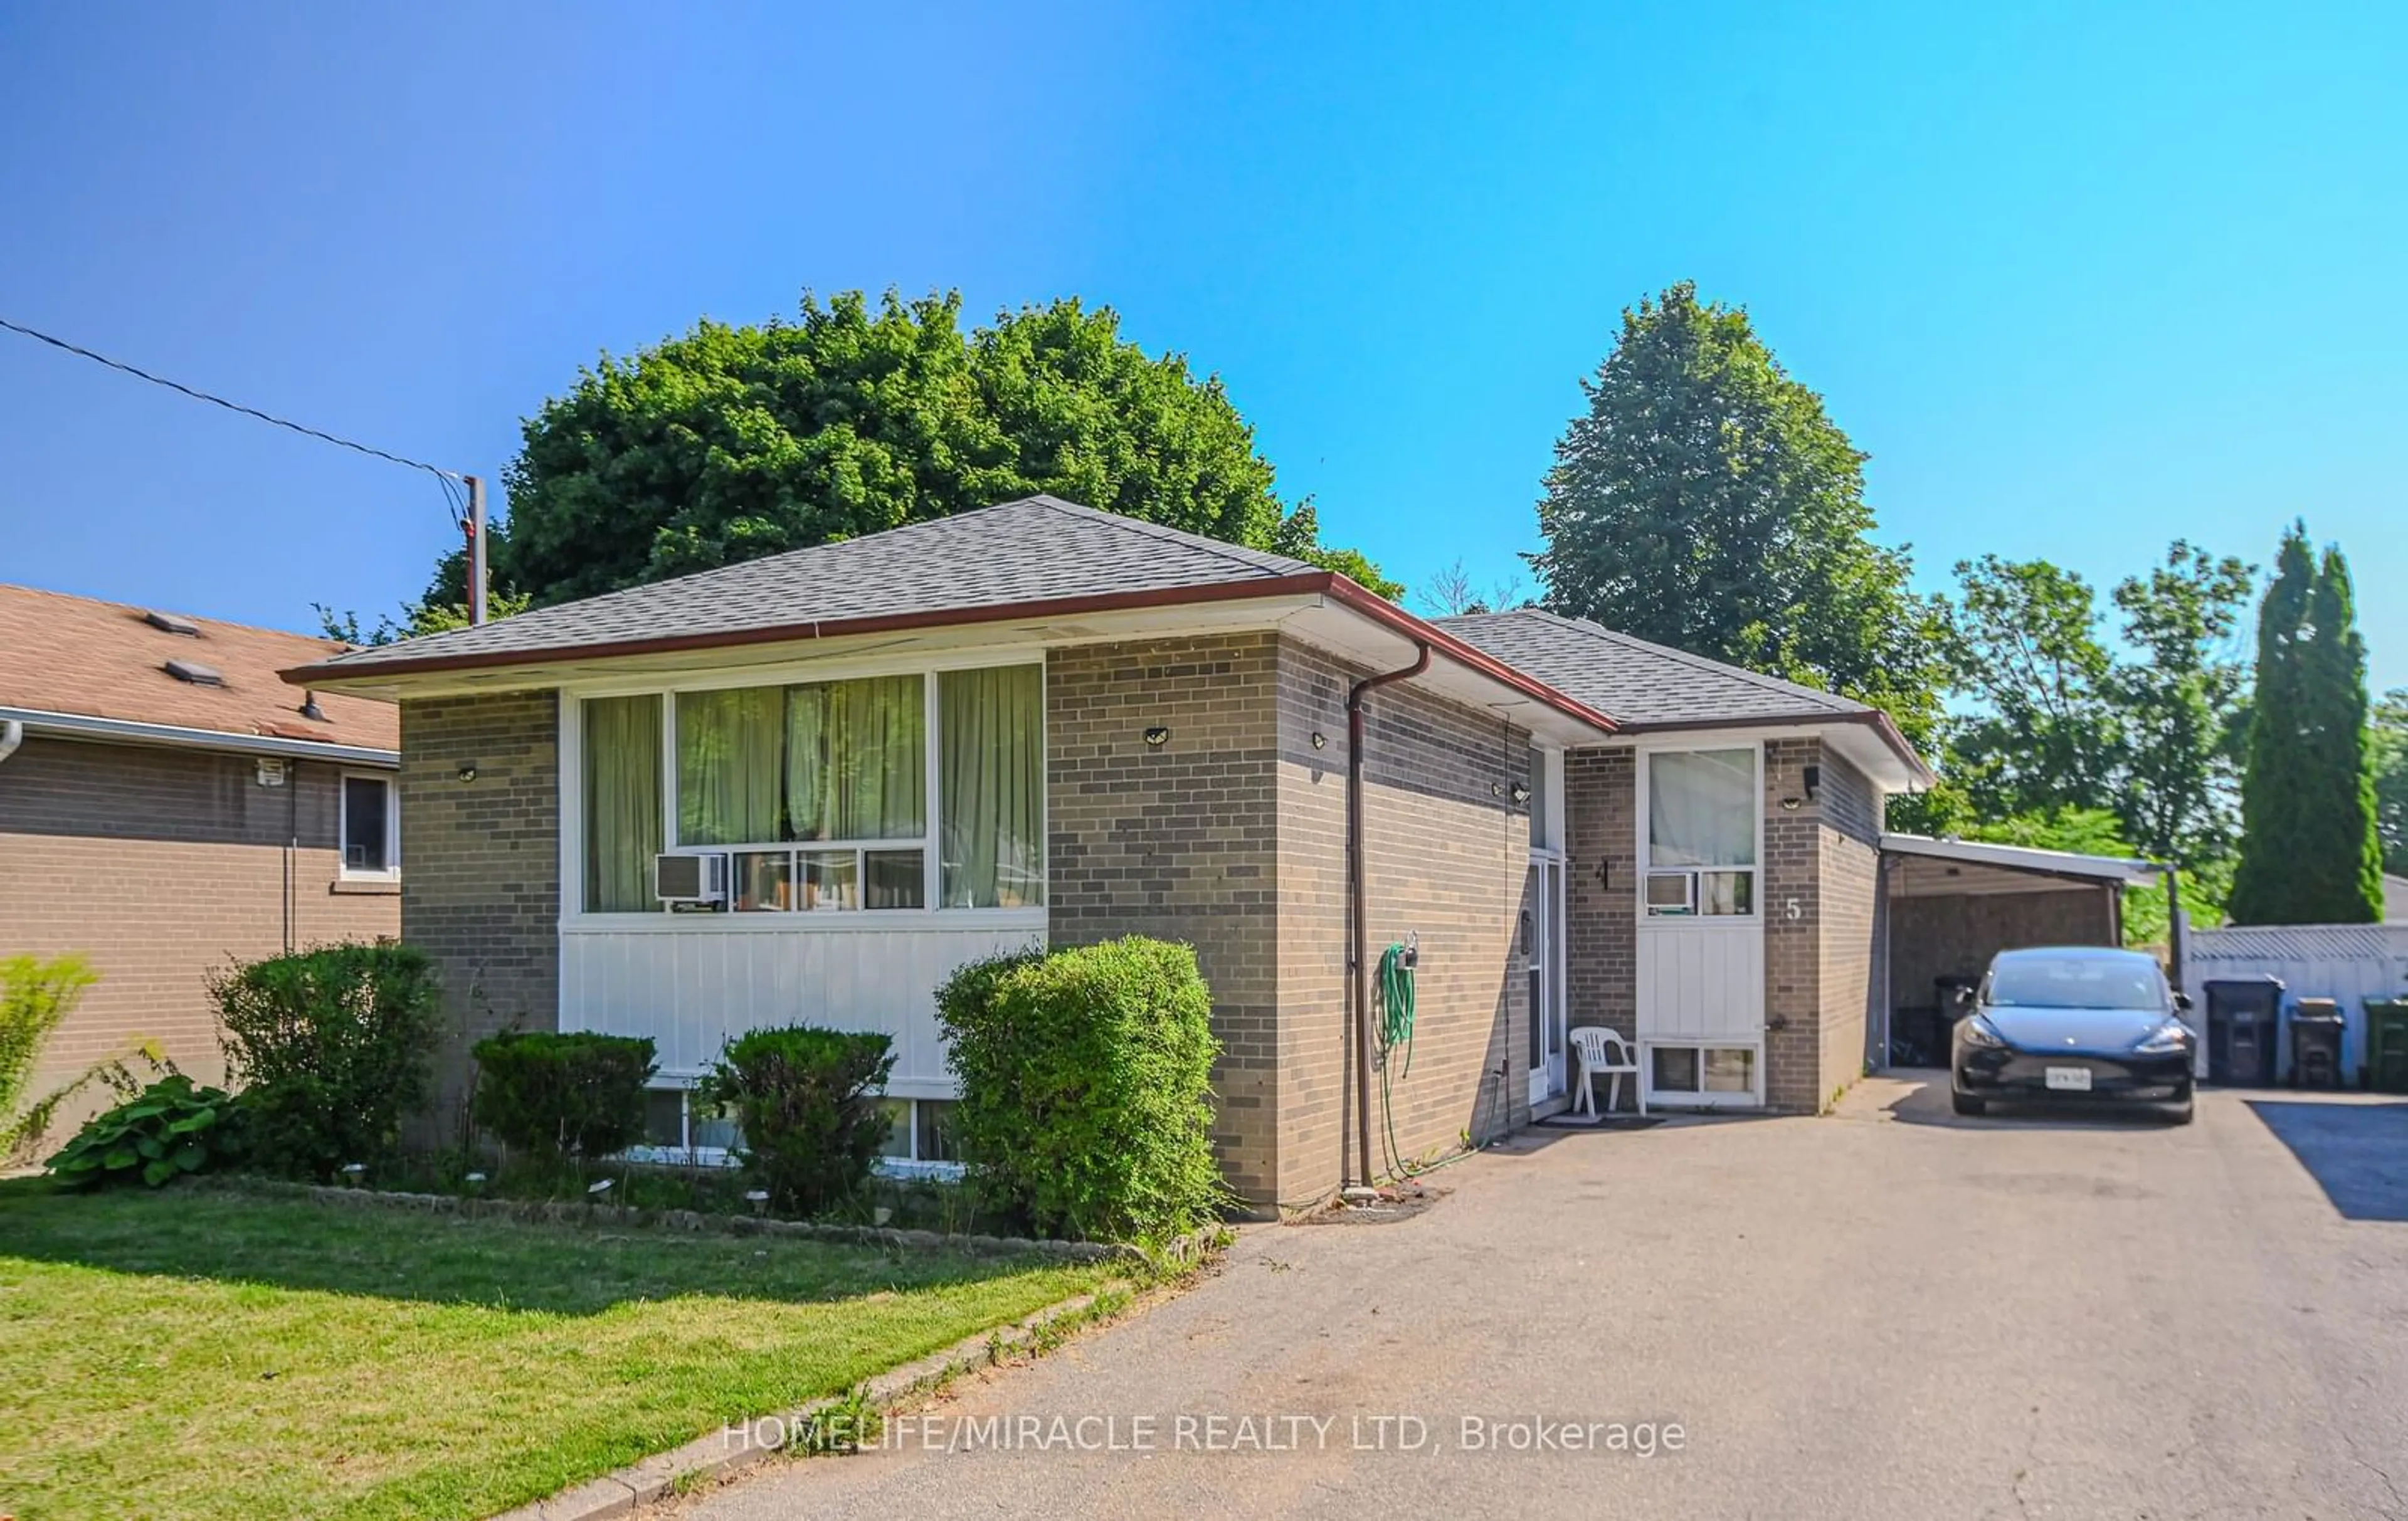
[0,314,465,483]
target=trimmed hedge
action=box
[699,1026,894,1214]
[937,937,1228,1242]
[212,942,441,1180]
[472,1031,657,1160]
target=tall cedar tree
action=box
[403,290,1395,625]
[2229,527,2382,924]
[1528,282,1943,744]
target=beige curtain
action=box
[787,675,924,840]
[939,665,1043,907]
[677,687,785,845]
[583,695,662,912]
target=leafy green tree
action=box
[1921,542,2252,924]
[2106,543,2256,866]
[1938,555,2120,821]
[2230,527,2382,924]
[2298,546,2384,918]
[2374,688,2408,878]
[381,290,1392,627]
[1528,282,1945,744]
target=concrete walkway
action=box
[679,1078,2408,1520]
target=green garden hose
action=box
[1375,942,1417,1078]
[1374,942,1417,1179]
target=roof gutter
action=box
[1614,707,1933,788]
[0,706,399,769]
[282,572,1620,739]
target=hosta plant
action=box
[46,1073,243,1189]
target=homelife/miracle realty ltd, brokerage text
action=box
[726,1412,1691,1458]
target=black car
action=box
[1952,946,2197,1123]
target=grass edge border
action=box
[485,1248,1217,1520]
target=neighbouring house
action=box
[2386,875,2408,924]
[0,585,400,1131]
[285,496,1933,1210]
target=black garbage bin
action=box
[2205,976,2284,1086]
[2289,997,2345,1089]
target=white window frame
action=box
[1637,745,1763,923]
[558,646,1048,927]
[337,769,401,882]
[618,1083,965,1180]
[679,671,940,913]
[1641,1038,1766,1107]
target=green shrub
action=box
[698,1026,894,1215]
[212,942,441,1179]
[472,1031,657,1159]
[1,954,100,1158]
[44,1073,243,1188]
[937,937,1229,1241]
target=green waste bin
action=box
[2366,998,2408,1095]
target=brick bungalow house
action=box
[0,586,399,1132]
[285,497,1928,1209]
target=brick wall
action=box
[1274,641,1529,1209]
[1043,632,1530,1212]
[1761,739,1823,1110]
[1564,748,1636,1043]
[0,734,396,1132]
[398,692,559,1140]
[1762,740,1886,1111]
[1817,751,1882,1103]
[1045,634,1284,1204]
[1888,885,2117,1009]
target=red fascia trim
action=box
[279,574,1338,686]
[1317,577,1619,735]
[1616,707,1933,787]
[282,570,1621,738]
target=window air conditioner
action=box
[653,851,728,905]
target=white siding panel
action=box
[2180,924,2408,1082]
[559,919,1045,1092]
[1639,921,1765,1041]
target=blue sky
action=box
[3,2,2401,688]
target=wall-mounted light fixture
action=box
[1310,731,1328,750]
[1780,795,1803,811]
[1509,782,1532,804]
[457,763,479,783]
[1143,727,1171,749]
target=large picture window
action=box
[1645,747,1756,917]
[579,663,1042,915]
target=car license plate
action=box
[2045,1066,2093,1092]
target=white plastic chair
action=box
[1569,1026,1644,1118]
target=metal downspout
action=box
[1346,642,1430,1193]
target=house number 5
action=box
[1785,899,1802,920]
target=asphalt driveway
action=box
[683,1078,2408,1520]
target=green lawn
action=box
[0,1180,1112,1521]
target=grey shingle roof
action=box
[1437,608,1872,727]
[301,496,1323,675]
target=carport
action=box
[1876,833,2170,1067]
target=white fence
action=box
[2180,923,2408,1083]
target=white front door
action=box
[1635,744,1766,1106]
[1526,854,1567,1108]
